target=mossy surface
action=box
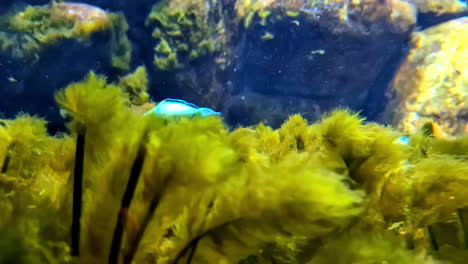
[0,3,131,70]
[235,0,416,34]
[0,5,72,59]
[109,12,132,71]
[406,0,468,15]
[146,0,224,70]
[0,115,74,263]
[388,17,468,137]
[117,66,150,106]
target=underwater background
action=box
[1,0,468,263]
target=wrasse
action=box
[394,136,409,145]
[144,99,221,118]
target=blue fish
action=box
[394,136,410,145]
[144,98,221,118]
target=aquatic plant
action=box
[308,230,437,264]
[1,72,468,263]
[0,115,74,263]
[117,66,150,106]
[109,12,132,71]
[146,0,225,70]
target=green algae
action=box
[258,10,271,26]
[117,66,150,106]
[109,13,132,71]
[154,51,180,70]
[0,5,71,59]
[0,114,74,264]
[146,0,224,70]
[155,38,172,55]
[0,4,131,70]
[309,230,430,264]
[1,73,468,262]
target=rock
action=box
[0,3,132,132]
[146,0,227,71]
[406,0,467,15]
[408,0,467,30]
[385,17,468,137]
[237,0,417,34]
[143,0,417,127]
[222,0,417,126]
[0,3,131,70]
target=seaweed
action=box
[308,230,434,264]
[117,66,150,106]
[0,115,74,263]
[70,130,85,257]
[2,73,468,262]
[109,140,146,263]
[146,0,225,70]
[109,12,132,71]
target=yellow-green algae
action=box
[117,66,150,106]
[0,115,74,263]
[109,12,132,71]
[1,73,468,263]
[387,17,468,137]
[0,3,131,70]
[406,0,468,15]
[236,0,416,33]
[146,0,225,70]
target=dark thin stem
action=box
[173,235,202,264]
[172,220,235,264]
[109,144,146,264]
[457,208,468,248]
[123,182,166,264]
[405,233,414,250]
[427,225,439,251]
[71,130,86,257]
[1,152,11,173]
[185,236,201,264]
[125,186,234,264]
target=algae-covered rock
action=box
[236,0,417,34]
[408,0,467,29]
[0,2,133,132]
[146,0,226,71]
[0,3,131,69]
[221,0,417,127]
[385,17,468,137]
[143,0,230,117]
[143,0,418,128]
[143,0,418,129]
[0,3,110,59]
[407,0,467,15]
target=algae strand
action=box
[109,141,146,264]
[457,207,468,249]
[427,225,439,251]
[124,172,172,264]
[71,128,85,256]
[1,151,11,173]
[174,235,202,264]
